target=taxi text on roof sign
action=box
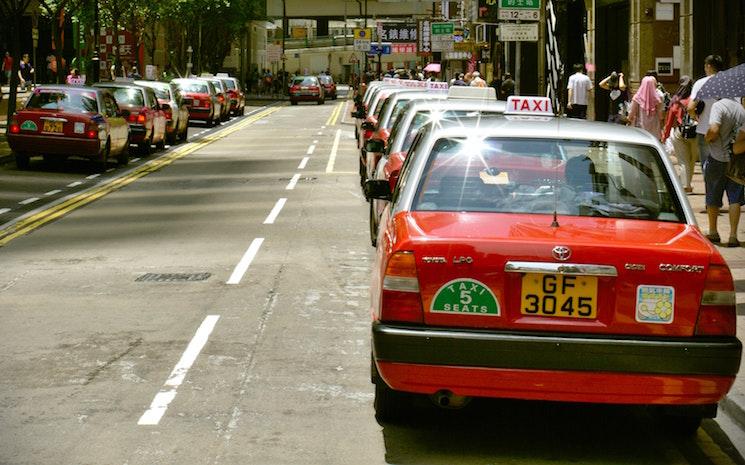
[505,96,554,116]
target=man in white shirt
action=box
[688,55,724,165]
[567,63,593,119]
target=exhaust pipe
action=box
[430,390,471,409]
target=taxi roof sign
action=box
[447,86,496,100]
[505,96,554,116]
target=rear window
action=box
[177,82,209,94]
[413,138,683,222]
[318,76,333,84]
[110,88,145,106]
[148,85,170,100]
[27,89,98,112]
[292,77,318,86]
[221,79,236,89]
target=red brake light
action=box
[137,113,146,124]
[9,119,20,134]
[86,123,99,139]
[696,264,736,336]
[380,252,423,323]
[163,107,172,119]
[218,95,225,103]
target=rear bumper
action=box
[372,323,741,404]
[187,108,212,121]
[127,124,147,143]
[8,134,101,157]
[290,94,322,102]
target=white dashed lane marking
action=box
[19,197,39,205]
[263,198,287,225]
[85,173,100,180]
[138,315,221,426]
[0,208,10,215]
[298,157,310,169]
[307,145,316,155]
[44,190,61,196]
[67,181,83,187]
[286,173,301,190]
[227,238,265,285]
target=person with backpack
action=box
[661,75,698,193]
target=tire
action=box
[116,142,129,165]
[167,130,177,145]
[156,134,166,150]
[369,201,378,247]
[291,100,298,106]
[374,378,408,424]
[179,125,188,141]
[14,152,30,170]
[97,140,110,172]
[139,138,152,156]
[318,98,325,105]
[359,157,367,187]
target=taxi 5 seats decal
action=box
[430,278,500,316]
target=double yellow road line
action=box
[325,102,344,127]
[0,106,281,247]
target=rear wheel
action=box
[318,98,325,105]
[116,142,129,165]
[14,152,30,170]
[97,140,110,172]
[139,138,152,156]
[179,125,188,141]
[291,100,298,106]
[374,379,408,424]
[156,133,166,150]
[167,129,177,145]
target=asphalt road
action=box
[1,99,744,465]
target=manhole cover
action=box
[136,272,211,282]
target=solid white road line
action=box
[138,315,220,426]
[306,145,316,155]
[44,190,62,196]
[325,129,342,173]
[67,181,83,187]
[263,198,287,224]
[285,173,301,190]
[298,157,310,169]
[19,197,39,205]
[0,208,10,215]
[85,173,101,180]
[227,238,265,285]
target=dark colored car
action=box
[94,82,167,155]
[8,85,130,170]
[318,75,337,100]
[135,80,189,145]
[289,76,325,105]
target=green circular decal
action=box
[430,278,500,316]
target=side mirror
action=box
[365,139,385,153]
[361,121,375,131]
[120,109,131,118]
[364,179,392,201]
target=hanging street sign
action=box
[499,9,540,20]
[499,23,539,41]
[431,22,454,52]
[499,0,540,8]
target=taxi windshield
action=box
[27,90,98,112]
[111,88,144,106]
[413,137,683,222]
[177,82,209,94]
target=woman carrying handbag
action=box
[661,76,699,193]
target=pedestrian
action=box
[127,66,141,79]
[599,71,627,124]
[661,75,698,192]
[702,97,745,246]
[627,76,663,139]
[470,71,487,88]
[452,73,466,86]
[501,73,515,99]
[688,55,724,166]
[65,67,80,85]
[2,52,12,86]
[566,63,593,119]
[17,53,34,91]
[463,72,473,86]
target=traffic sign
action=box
[368,43,392,55]
[499,23,539,41]
[354,39,371,52]
[500,0,540,8]
[353,28,372,40]
[499,8,540,20]
[431,22,454,35]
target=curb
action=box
[721,392,745,430]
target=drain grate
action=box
[136,272,211,282]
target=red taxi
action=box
[318,75,337,100]
[364,97,742,433]
[289,76,325,105]
[8,85,130,169]
[218,75,245,116]
[173,78,222,127]
[94,83,167,155]
[135,80,189,144]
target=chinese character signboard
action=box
[417,20,432,56]
[354,28,373,52]
[499,0,540,7]
[98,28,139,72]
[392,43,417,54]
[378,23,417,43]
[499,23,539,41]
[431,22,454,52]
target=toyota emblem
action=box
[552,246,571,261]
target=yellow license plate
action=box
[520,273,598,319]
[42,120,63,133]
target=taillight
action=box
[163,107,172,120]
[364,130,373,141]
[696,264,736,336]
[137,113,146,124]
[9,117,20,134]
[218,95,225,103]
[86,122,99,139]
[380,251,423,323]
[290,85,300,92]
[203,100,211,108]
[128,113,137,123]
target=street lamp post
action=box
[186,46,193,77]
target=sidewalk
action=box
[686,164,745,429]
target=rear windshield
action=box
[27,89,98,112]
[147,85,170,100]
[292,77,318,86]
[110,87,144,106]
[318,76,333,84]
[221,79,236,89]
[413,138,683,222]
[177,82,209,94]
